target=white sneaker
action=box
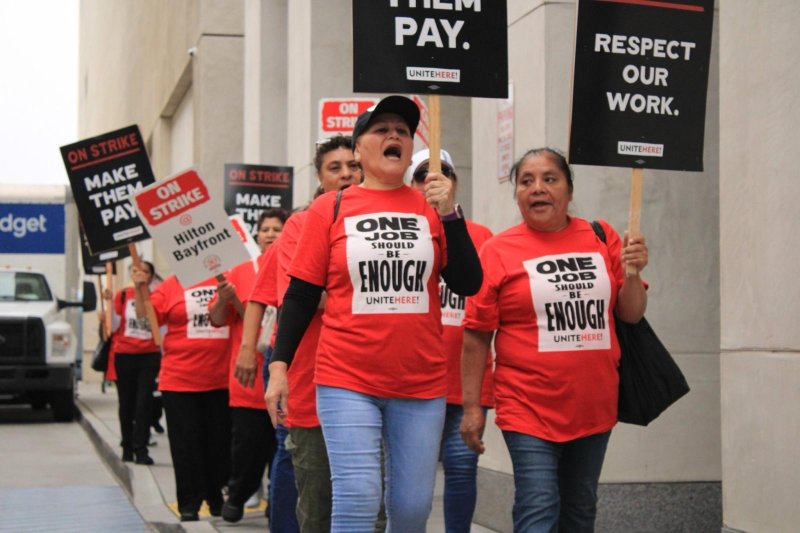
[245,492,261,508]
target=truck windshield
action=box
[0,272,53,302]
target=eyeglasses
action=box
[412,165,454,183]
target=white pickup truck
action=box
[1,184,96,421]
[0,269,96,420]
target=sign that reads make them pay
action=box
[223,163,293,237]
[60,125,155,254]
[353,0,508,98]
[134,169,250,288]
[568,0,714,171]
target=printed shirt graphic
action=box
[463,218,630,442]
[441,219,494,406]
[150,276,230,392]
[289,186,447,399]
[345,211,434,314]
[524,252,612,352]
[184,287,230,339]
[112,287,158,354]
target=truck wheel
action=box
[29,392,48,410]
[51,389,76,422]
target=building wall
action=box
[719,2,800,532]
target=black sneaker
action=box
[134,452,154,465]
[222,500,244,523]
[180,512,199,522]
[152,421,165,434]
[122,449,134,462]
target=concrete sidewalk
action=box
[76,380,497,533]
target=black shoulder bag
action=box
[91,289,126,373]
[591,221,690,426]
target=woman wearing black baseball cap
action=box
[265,94,482,532]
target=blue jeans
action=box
[316,385,446,533]
[502,430,611,533]
[440,404,486,533]
[269,424,300,533]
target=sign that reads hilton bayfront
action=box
[133,169,250,287]
[568,0,714,171]
[353,0,508,98]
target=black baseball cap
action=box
[351,95,420,142]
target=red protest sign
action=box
[135,171,210,226]
[319,98,378,139]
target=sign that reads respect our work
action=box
[133,170,250,287]
[568,0,714,171]
[223,164,293,236]
[60,125,155,254]
[353,0,508,98]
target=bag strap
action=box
[591,220,607,244]
[333,188,343,222]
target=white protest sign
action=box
[133,169,250,287]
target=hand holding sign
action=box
[423,171,455,216]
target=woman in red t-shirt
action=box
[208,207,287,523]
[265,95,483,532]
[109,261,161,465]
[460,148,650,532]
[407,148,495,533]
[133,266,232,522]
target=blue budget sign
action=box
[0,203,65,254]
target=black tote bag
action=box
[591,221,690,426]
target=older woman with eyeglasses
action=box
[406,148,495,533]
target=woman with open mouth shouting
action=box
[265,94,482,532]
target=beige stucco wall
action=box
[719,2,800,531]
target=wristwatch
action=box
[440,203,464,222]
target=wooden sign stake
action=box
[103,262,113,339]
[128,244,162,346]
[626,167,643,277]
[427,95,441,174]
[98,274,109,340]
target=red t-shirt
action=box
[464,217,630,442]
[274,209,323,428]
[289,185,448,399]
[250,241,279,307]
[111,287,160,355]
[441,220,494,407]
[150,276,230,392]
[210,259,266,409]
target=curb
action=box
[76,397,213,532]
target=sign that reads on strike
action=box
[568,0,714,171]
[60,125,154,254]
[133,170,250,287]
[319,98,379,140]
[223,163,293,236]
[353,0,508,98]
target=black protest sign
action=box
[79,224,131,275]
[223,164,293,236]
[353,0,508,98]
[568,0,714,171]
[60,125,155,253]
